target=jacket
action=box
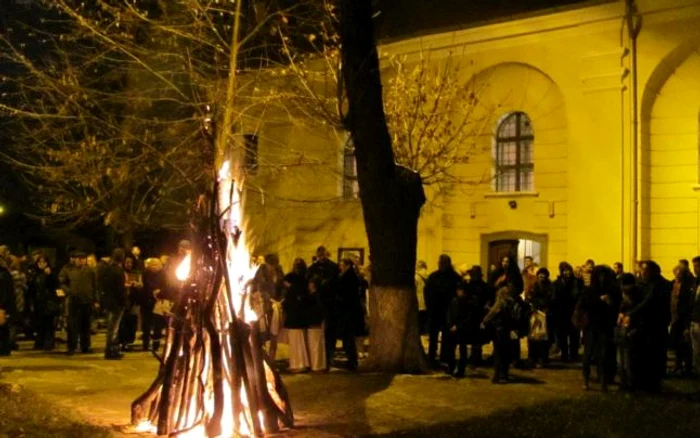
[99,263,127,312]
[59,264,96,304]
[425,268,461,319]
[282,272,308,329]
[29,269,59,316]
[142,269,166,309]
[552,276,582,322]
[629,278,671,333]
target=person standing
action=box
[425,254,461,366]
[670,265,694,376]
[283,258,310,372]
[308,246,339,367]
[482,286,516,384]
[333,258,361,371]
[131,246,145,272]
[0,257,16,356]
[625,261,671,392]
[100,249,127,359]
[119,255,143,351]
[576,266,618,392]
[617,273,643,391]
[305,279,327,372]
[60,251,97,355]
[552,262,582,362]
[8,256,28,350]
[522,256,538,298]
[29,256,60,351]
[415,261,429,335]
[526,268,554,368]
[141,258,166,351]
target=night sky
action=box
[378,0,596,39]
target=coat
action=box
[425,268,461,321]
[552,276,582,324]
[629,278,671,335]
[283,272,308,329]
[305,292,325,327]
[528,280,553,313]
[335,268,363,336]
[59,264,96,305]
[99,263,127,312]
[447,294,482,345]
[576,287,616,334]
[142,269,166,309]
[29,269,60,316]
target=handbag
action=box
[528,310,548,341]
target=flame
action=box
[135,420,157,433]
[141,159,287,438]
[176,253,192,281]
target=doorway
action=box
[482,232,548,274]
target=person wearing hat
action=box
[59,250,97,355]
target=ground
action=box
[1,335,700,437]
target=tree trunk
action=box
[340,0,428,373]
[367,286,425,373]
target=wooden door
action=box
[488,240,519,271]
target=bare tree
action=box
[279,4,491,200]
[0,0,313,244]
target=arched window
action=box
[495,112,534,192]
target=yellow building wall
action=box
[245,0,700,277]
[639,17,700,275]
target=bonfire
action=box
[130,139,293,436]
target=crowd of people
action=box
[0,241,190,359]
[420,254,700,390]
[2,239,700,395]
[0,242,370,369]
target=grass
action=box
[377,387,700,438]
[0,384,112,438]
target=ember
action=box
[130,158,294,437]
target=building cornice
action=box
[379,0,700,57]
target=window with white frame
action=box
[342,137,359,199]
[494,112,534,192]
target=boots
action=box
[105,343,123,360]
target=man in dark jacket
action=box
[100,249,127,359]
[308,246,339,367]
[552,262,582,362]
[626,260,671,392]
[425,254,461,365]
[59,251,97,355]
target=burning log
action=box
[131,159,294,437]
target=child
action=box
[482,286,516,384]
[445,281,474,377]
[616,273,642,391]
[526,268,553,368]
